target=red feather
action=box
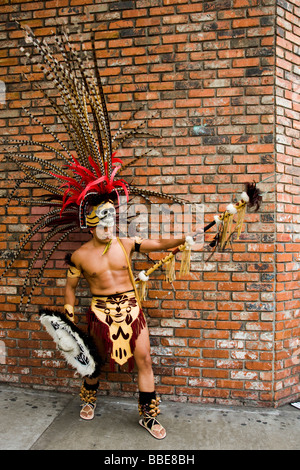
[51,151,129,219]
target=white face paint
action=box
[86,201,116,241]
[95,201,116,228]
[95,224,114,241]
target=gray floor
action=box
[0,383,299,451]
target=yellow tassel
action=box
[165,255,176,283]
[102,239,112,255]
[220,214,229,249]
[137,280,148,301]
[220,213,235,250]
[179,247,191,276]
[227,214,234,240]
[235,204,247,239]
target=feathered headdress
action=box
[0,24,185,312]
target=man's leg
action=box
[133,324,154,391]
[133,325,166,439]
[79,328,104,420]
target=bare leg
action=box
[133,325,155,392]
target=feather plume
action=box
[245,182,262,211]
[0,24,190,311]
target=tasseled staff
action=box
[136,182,262,300]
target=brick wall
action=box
[0,0,299,407]
[274,0,300,404]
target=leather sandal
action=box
[138,395,166,439]
[80,402,96,420]
[139,413,166,439]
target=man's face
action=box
[86,201,116,241]
[95,224,114,241]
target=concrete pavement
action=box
[0,383,299,451]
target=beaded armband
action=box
[134,236,144,253]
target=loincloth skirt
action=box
[86,289,146,372]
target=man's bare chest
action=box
[80,243,129,278]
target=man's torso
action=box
[73,238,134,296]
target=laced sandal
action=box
[80,402,96,420]
[79,380,98,421]
[139,414,166,439]
[138,395,166,440]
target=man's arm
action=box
[137,237,187,254]
[64,275,80,323]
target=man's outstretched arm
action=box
[137,237,188,254]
